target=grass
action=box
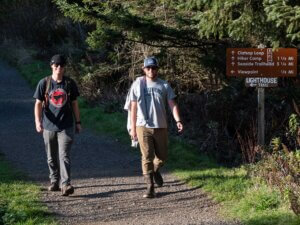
[226,185,300,225]
[11,59,300,225]
[78,98,130,145]
[18,60,51,88]
[0,154,57,225]
[166,138,299,224]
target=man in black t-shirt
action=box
[33,54,81,196]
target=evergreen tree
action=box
[53,0,299,49]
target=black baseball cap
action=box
[50,54,66,66]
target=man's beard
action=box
[147,73,158,79]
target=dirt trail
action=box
[0,61,240,225]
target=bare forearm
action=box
[34,101,43,123]
[168,99,183,132]
[130,101,137,132]
[168,100,181,122]
[172,104,181,122]
[34,100,44,132]
[72,100,80,122]
[72,100,82,133]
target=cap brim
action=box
[143,65,159,68]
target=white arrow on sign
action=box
[245,77,278,88]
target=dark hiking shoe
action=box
[48,183,59,192]
[143,174,155,198]
[143,187,156,198]
[153,170,163,187]
[61,185,74,196]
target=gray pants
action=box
[43,128,74,187]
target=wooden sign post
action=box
[257,87,265,146]
[226,48,298,146]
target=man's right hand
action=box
[130,129,137,141]
[35,121,43,133]
[34,100,43,133]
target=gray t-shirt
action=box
[130,77,176,128]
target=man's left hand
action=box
[177,121,183,133]
[76,124,82,133]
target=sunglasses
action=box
[145,67,158,71]
[52,63,65,67]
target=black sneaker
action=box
[48,183,59,192]
[61,185,74,196]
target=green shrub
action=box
[255,114,300,215]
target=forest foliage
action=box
[0,0,299,157]
[50,0,300,159]
[0,0,299,215]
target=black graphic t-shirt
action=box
[33,76,80,131]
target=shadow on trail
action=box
[156,185,201,198]
[74,180,185,190]
[72,182,199,199]
[74,186,146,198]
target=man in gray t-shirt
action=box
[130,57,183,198]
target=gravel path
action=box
[0,61,241,225]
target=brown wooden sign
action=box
[226,48,297,77]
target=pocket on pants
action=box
[61,127,75,143]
